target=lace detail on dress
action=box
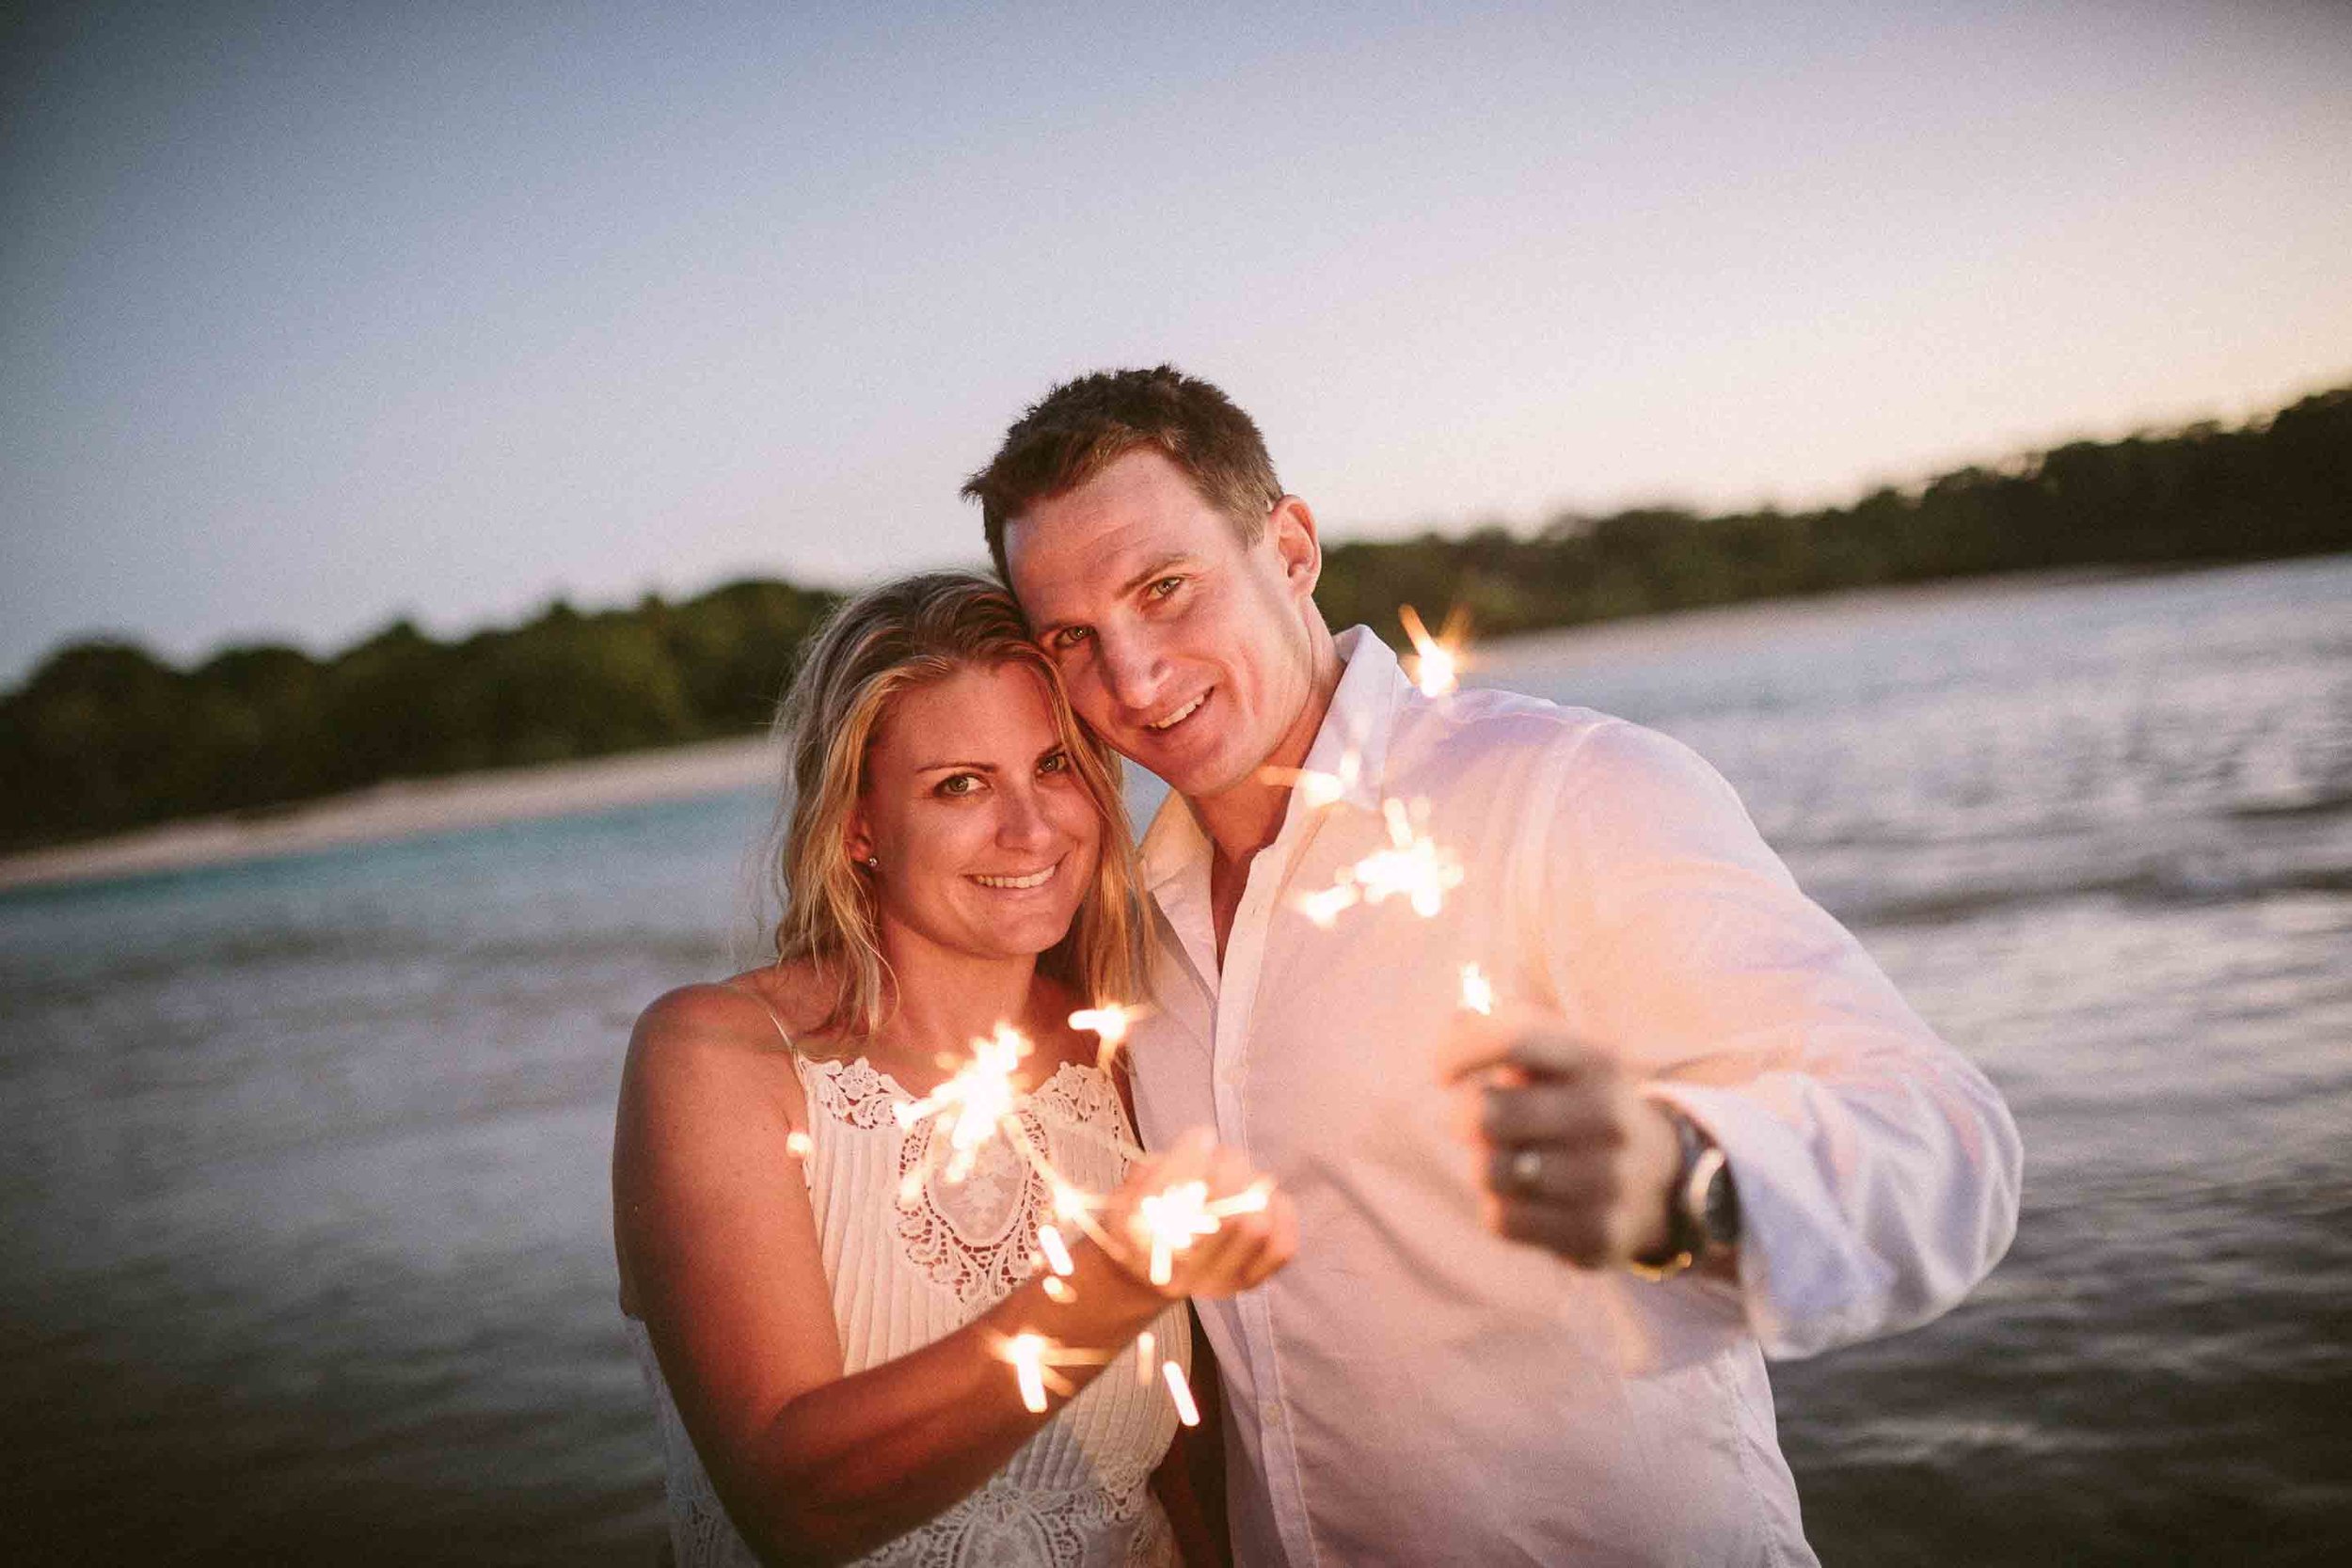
[862,1468,1164,1568]
[896,1105,1054,1306]
[886,1065,1140,1309]
[802,1054,908,1130]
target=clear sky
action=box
[4,0,2347,685]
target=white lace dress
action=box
[625,1053,1190,1567]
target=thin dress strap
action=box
[723,979,796,1051]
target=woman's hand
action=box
[1094,1128,1296,1299]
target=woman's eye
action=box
[1038,751,1070,776]
[1147,577,1184,601]
[937,773,980,798]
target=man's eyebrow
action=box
[1116,552,1197,596]
[1029,553,1198,640]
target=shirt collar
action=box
[1136,625,1404,890]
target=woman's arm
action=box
[613,986,1287,1567]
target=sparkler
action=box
[785,1130,813,1159]
[1295,796,1466,926]
[1036,1224,1076,1277]
[1069,1005,1145,1075]
[1459,961,1494,1017]
[1162,1360,1200,1426]
[1258,748,1360,811]
[1398,604,1469,698]
[887,1019,1265,1437]
[1007,1333,1051,1413]
[1132,1177,1275,1286]
[993,1330,1120,1413]
[894,1022,1030,1184]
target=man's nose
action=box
[1097,628,1166,715]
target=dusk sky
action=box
[5,1,2347,685]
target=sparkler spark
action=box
[785,1130,813,1159]
[1459,962,1494,1016]
[1398,605,1467,698]
[1136,1329,1156,1386]
[1295,881,1361,928]
[1008,1333,1050,1413]
[1069,1004,1147,1074]
[1258,748,1360,810]
[895,1022,1031,1183]
[1294,797,1466,927]
[1132,1177,1275,1286]
[1163,1360,1200,1427]
[1036,1224,1075,1277]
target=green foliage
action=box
[2,385,2346,853]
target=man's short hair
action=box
[962,365,1283,581]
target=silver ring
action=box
[1509,1147,1544,1192]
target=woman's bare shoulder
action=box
[631,961,830,1052]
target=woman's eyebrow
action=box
[915,759,999,773]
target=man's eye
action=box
[1051,626,1092,652]
[1147,577,1184,601]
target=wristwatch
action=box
[1627,1107,1741,1281]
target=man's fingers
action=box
[1483,1144,1617,1204]
[1478,1082,1624,1148]
[1492,1198,1613,1266]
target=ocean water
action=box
[3,556,2347,1564]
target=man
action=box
[964,366,2021,1565]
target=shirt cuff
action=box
[1643,1082,1897,1360]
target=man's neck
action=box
[1190,624,1345,866]
[1192,624,1343,963]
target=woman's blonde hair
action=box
[771,571,1142,1048]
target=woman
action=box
[613,572,1293,1567]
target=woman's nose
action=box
[996,784,1056,850]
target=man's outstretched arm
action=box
[1451,717,2023,1360]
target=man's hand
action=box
[1437,1013,1681,1269]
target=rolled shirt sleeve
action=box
[1533,718,2024,1360]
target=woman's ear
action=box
[844,806,875,868]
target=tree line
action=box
[3,384,2345,854]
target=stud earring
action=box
[864,855,880,870]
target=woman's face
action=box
[851,661,1103,965]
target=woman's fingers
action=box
[1099,1133,1294,1299]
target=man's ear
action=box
[1268,495,1322,600]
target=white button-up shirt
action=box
[1128,627,2022,1567]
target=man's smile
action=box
[1144,690,1210,732]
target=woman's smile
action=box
[968,858,1062,891]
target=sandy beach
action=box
[1,569,2141,897]
[0,734,783,895]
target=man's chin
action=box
[1149,745,1263,806]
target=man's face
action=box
[1004,449,1322,804]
